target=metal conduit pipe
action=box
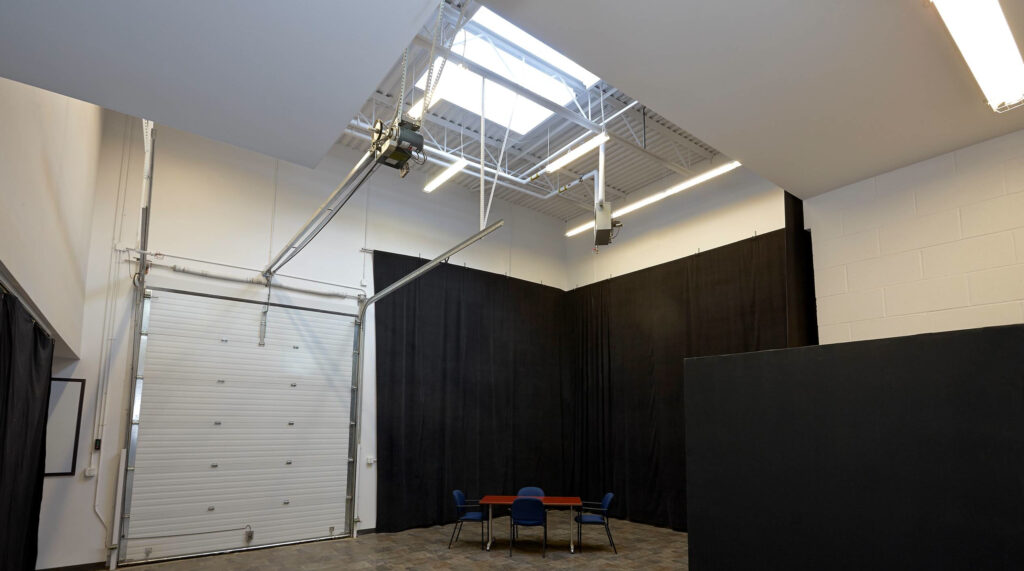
[555,169,597,195]
[519,100,640,180]
[346,219,505,537]
[152,262,359,300]
[343,124,556,199]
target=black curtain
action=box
[0,293,55,571]
[375,221,816,533]
[374,256,571,532]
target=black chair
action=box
[449,490,485,549]
[509,497,547,557]
[575,492,617,553]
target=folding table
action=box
[479,495,583,553]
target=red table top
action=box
[479,495,582,506]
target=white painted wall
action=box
[563,166,786,289]
[35,113,570,568]
[0,77,103,357]
[805,128,1024,344]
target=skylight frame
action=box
[407,6,601,135]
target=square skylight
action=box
[408,6,600,135]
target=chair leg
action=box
[454,520,463,544]
[542,522,547,558]
[578,519,582,552]
[448,521,458,549]
[509,520,513,557]
[605,520,617,554]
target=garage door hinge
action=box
[126,466,135,472]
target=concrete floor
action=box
[128,516,689,570]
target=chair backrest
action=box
[452,489,466,514]
[510,497,545,523]
[601,492,614,511]
[517,486,544,497]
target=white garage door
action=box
[119,288,356,563]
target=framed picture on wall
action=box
[45,378,85,477]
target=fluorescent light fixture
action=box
[424,158,469,193]
[932,0,1024,111]
[565,161,742,237]
[545,133,610,174]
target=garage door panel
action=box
[121,289,355,563]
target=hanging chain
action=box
[420,1,446,118]
[392,48,410,125]
[420,0,469,122]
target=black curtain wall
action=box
[374,255,573,532]
[0,293,55,571]
[375,202,816,533]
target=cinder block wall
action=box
[805,129,1024,343]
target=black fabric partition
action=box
[375,215,816,533]
[685,325,1024,570]
[0,293,55,571]
[566,229,794,531]
[374,255,571,533]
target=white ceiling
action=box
[485,0,1024,198]
[0,1,435,167]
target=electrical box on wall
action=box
[595,201,613,245]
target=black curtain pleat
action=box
[374,257,568,532]
[374,226,816,533]
[0,293,55,571]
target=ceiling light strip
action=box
[424,158,470,192]
[932,0,1024,111]
[544,132,610,175]
[565,161,742,237]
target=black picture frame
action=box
[45,378,85,477]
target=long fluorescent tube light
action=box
[565,161,742,237]
[544,132,610,174]
[932,0,1024,111]
[424,158,469,193]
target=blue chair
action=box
[517,486,544,497]
[575,492,617,553]
[509,497,547,557]
[513,487,545,540]
[449,490,485,550]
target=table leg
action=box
[569,506,575,553]
[486,505,493,551]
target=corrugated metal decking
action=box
[121,290,355,562]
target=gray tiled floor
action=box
[128,516,688,570]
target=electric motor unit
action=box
[371,119,424,177]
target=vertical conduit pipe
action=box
[479,81,486,230]
[346,220,505,537]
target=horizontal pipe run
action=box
[144,260,360,300]
[147,286,358,318]
[344,123,559,200]
[519,100,640,180]
[124,248,365,294]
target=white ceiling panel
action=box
[0,1,435,167]
[485,0,1024,197]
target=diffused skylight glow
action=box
[471,7,600,88]
[407,8,600,134]
[932,0,1024,111]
